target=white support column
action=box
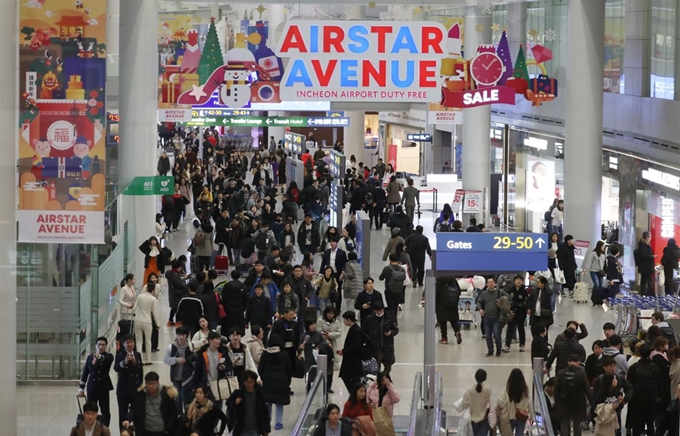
[564,0,605,248]
[462,2,492,222]
[119,0,158,279]
[344,110,366,163]
[2,0,17,431]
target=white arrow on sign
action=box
[307,118,313,125]
[266,118,272,125]
[536,237,545,248]
[222,118,228,125]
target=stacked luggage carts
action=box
[608,294,680,345]
[220,133,254,152]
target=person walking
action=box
[225,370,271,436]
[435,276,462,345]
[404,225,432,288]
[192,331,234,410]
[132,282,159,365]
[342,252,364,311]
[379,253,407,321]
[193,221,215,273]
[662,239,680,295]
[478,277,509,357]
[503,275,530,353]
[122,371,179,436]
[69,402,112,436]
[163,325,193,412]
[339,311,364,391]
[459,369,492,436]
[114,335,143,432]
[363,301,399,374]
[181,385,228,436]
[554,355,593,436]
[77,336,114,427]
[257,334,292,431]
[628,343,661,436]
[166,260,188,326]
[118,274,136,322]
[530,276,554,332]
[355,277,384,326]
[587,241,607,291]
[635,231,656,296]
[557,235,577,296]
[386,175,402,210]
[401,178,420,221]
[219,270,248,334]
[496,368,532,436]
[176,281,205,337]
[547,328,587,374]
[550,200,564,241]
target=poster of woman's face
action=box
[526,157,555,212]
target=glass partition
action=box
[407,372,423,436]
[430,372,444,436]
[291,372,327,436]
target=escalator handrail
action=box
[406,372,423,436]
[430,372,444,436]
[532,373,555,436]
[291,372,326,436]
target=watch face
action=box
[471,52,503,86]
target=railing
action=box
[430,372,444,436]
[531,358,555,436]
[291,371,327,436]
[406,372,423,436]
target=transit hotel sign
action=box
[274,21,447,102]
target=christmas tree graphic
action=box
[513,44,530,83]
[197,18,223,85]
[497,31,514,85]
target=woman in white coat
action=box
[118,274,136,321]
[132,282,158,364]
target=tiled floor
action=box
[16,189,616,436]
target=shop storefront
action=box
[492,123,680,285]
[378,108,433,175]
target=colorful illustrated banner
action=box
[273,21,447,103]
[19,0,107,244]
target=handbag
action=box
[540,308,554,326]
[401,264,413,287]
[362,357,378,376]
[210,376,239,401]
[352,415,377,436]
[372,406,395,436]
[515,407,530,421]
[486,389,497,429]
[216,292,227,318]
[293,352,306,379]
[553,258,566,284]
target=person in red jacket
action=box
[342,383,373,420]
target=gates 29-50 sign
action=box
[274,21,447,103]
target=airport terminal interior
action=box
[8,0,680,435]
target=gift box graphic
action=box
[42,157,82,179]
[161,81,181,103]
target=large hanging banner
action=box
[18,0,107,244]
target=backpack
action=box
[192,229,205,247]
[438,221,452,232]
[241,237,256,258]
[558,367,580,400]
[364,191,374,205]
[544,210,552,222]
[344,237,355,252]
[255,231,269,250]
[290,188,300,203]
[444,285,460,308]
[388,265,406,292]
[633,364,658,402]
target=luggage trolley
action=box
[458,295,477,329]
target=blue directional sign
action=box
[435,233,548,272]
[406,133,432,142]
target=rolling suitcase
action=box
[215,255,229,275]
[573,272,591,304]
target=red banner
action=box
[441,86,516,108]
[387,144,398,171]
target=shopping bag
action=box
[659,268,666,287]
[373,406,395,436]
[401,264,412,287]
[210,376,239,401]
[352,415,377,436]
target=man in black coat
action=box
[546,328,586,373]
[349,179,365,215]
[166,260,187,325]
[78,336,114,426]
[339,311,366,391]
[554,355,593,436]
[226,370,271,435]
[271,308,300,376]
[297,214,321,254]
[176,280,204,336]
[371,180,387,230]
[219,270,249,333]
[320,239,347,282]
[636,231,656,296]
[404,225,432,287]
[362,301,399,374]
[557,235,577,294]
[243,260,272,288]
[290,265,316,330]
[114,335,143,431]
[122,371,178,436]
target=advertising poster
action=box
[525,157,555,213]
[463,191,482,213]
[18,0,107,244]
[387,144,398,172]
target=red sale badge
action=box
[463,191,482,213]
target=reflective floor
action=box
[17,195,616,436]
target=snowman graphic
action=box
[177,63,252,108]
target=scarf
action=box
[188,398,213,425]
[149,246,160,257]
[266,346,280,353]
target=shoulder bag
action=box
[210,375,239,401]
[553,258,566,284]
[486,389,497,429]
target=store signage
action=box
[158,108,192,122]
[17,210,105,244]
[463,191,482,213]
[274,21,447,102]
[330,150,346,179]
[185,115,350,127]
[523,136,548,151]
[435,233,547,271]
[453,189,465,213]
[642,168,680,191]
[193,109,251,117]
[406,133,432,142]
[440,31,558,109]
[661,198,675,238]
[573,240,591,269]
[124,176,174,196]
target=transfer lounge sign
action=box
[274,21,447,102]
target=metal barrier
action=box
[420,188,439,214]
[291,371,327,436]
[531,358,555,436]
[429,372,444,435]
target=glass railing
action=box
[430,372,444,436]
[531,373,555,436]
[406,372,423,436]
[291,371,327,436]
